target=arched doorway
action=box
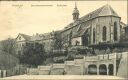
[108,64,114,75]
[99,64,107,75]
[88,64,97,75]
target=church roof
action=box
[61,4,119,38]
[62,4,119,32]
[80,4,119,21]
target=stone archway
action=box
[88,64,97,75]
[99,64,107,75]
[108,64,114,75]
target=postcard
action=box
[0,0,127,79]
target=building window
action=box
[19,36,21,40]
[69,31,72,46]
[93,28,95,43]
[103,26,107,41]
[75,40,80,46]
[114,22,118,41]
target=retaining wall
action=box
[117,52,128,78]
[50,64,65,75]
[27,68,38,75]
[25,52,127,78]
[38,66,51,75]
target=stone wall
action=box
[65,64,83,75]
[50,64,65,75]
[38,66,51,75]
[117,52,128,78]
[0,70,7,78]
[25,52,127,78]
[27,68,38,75]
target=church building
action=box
[60,4,123,49]
[15,4,126,54]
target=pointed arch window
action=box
[93,28,95,43]
[103,26,107,41]
[114,22,118,41]
[69,31,72,46]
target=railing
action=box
[84,53,122,61]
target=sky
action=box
[0,1,127,40]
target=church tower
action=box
[72,3,79,21]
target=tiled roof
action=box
[31,32,54,41]
[80,4,119,21]
[31,34,44,41]
[16,32,54,42]
[19,33,31,41]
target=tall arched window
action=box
[103,26,107,41]
[69,31,72,46]
[114,22,118,41]
[93,28,95,43]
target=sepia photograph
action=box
[0,0,127,79]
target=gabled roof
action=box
[62,4,119,32]
[80,4,119,21]
[16,33,31,41]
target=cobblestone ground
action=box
[1,75,124,79]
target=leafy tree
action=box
[0,38,16,55]
[19,42,46,67]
